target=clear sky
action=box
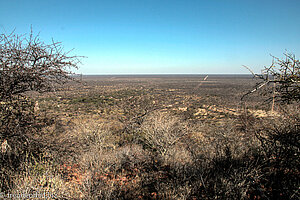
[1,0,300,74]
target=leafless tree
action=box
[242,53,300,104]
[0,29,81,190]
[0,30,81,100]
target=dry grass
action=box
[1,76,299,199]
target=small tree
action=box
[0,30,80,100]
[0,30,81,190]
[242,53,300,104]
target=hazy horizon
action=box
[77,73,253,75]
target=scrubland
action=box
[1,75,299,199]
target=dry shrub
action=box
[211,121,260,160]
[197,105,300,199]
[246,105,300,199]
[0,97,45,191]
[163,145,193,169]
[12,157,69,199]
[155,182,192,200]
[16,116,120,199]
[140,111,189,156]
[57,116,149,199]
[81,144,155,199]
[40,116,118,163]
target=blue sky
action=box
[1,0,300,74]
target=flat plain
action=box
[9,75,298,199]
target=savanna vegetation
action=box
[0,31,299,199]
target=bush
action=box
[140,111,189,156]
[251,106,300,199]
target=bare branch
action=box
[0,30,83,100]
[242,53,300,103]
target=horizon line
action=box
[74,73,253,76]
